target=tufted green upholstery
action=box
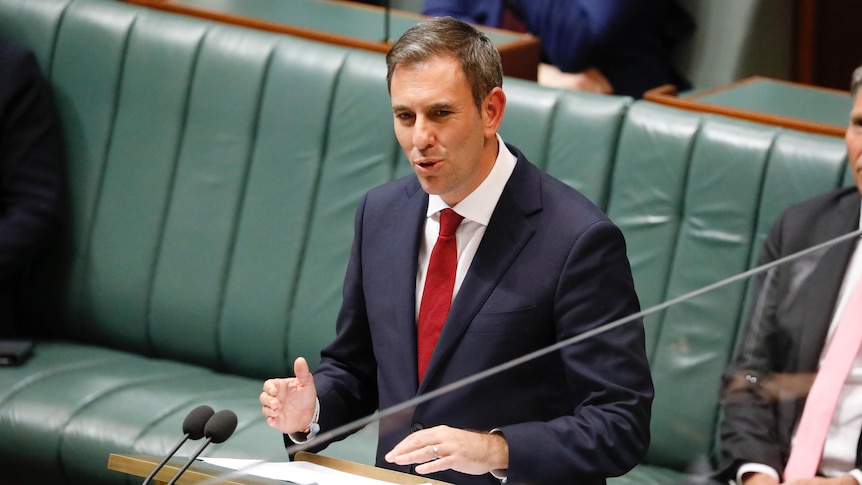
[0,0,853,483]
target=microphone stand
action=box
[141,433,190,484]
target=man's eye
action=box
[396,113,415,122]
[434,110,451,117]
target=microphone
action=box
[142,405,214,484]
[166,409,238,485]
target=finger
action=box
[385,426,447,461]
[262,378,281,396]
[293,357,311,384]
[415,455,454,475]
[259,391,271,408]
[386,442,439,466]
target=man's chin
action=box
[416,178,440,196]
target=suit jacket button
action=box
[411,423,424,433]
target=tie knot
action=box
[438,208,464,238]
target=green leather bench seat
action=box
[0,0,853,483]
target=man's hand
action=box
[259,357,318,434]
[384,425,508,476]
[537,63,613,94]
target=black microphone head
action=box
[182,405,215,440]
[204,410,238,444]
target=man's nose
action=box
[412,116,435,150]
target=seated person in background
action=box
[422,0,694,98]
[0,40,65,337]
[716,65,862,485]
[261,15,653,485]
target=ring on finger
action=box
[431,444,439,460]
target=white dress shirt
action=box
[415,135,516,318]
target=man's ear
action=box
[482,87,506,138]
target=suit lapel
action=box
[796,194,861,370]
[419,154,542,391]
[383,179,428,390]
[790,192,860,433]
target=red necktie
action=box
[417,208,464,383]
[784,276,862,480]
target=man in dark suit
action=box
[0,40,65,336]
[260,17,653,485]
[716,66,862,485]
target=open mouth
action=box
[416,160,440,169]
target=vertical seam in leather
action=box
[44,0,73,81]
[597,97,632,212]
[215,42,278,373]
[647,114,703,363]
[144,26,212,355]
[281,50,348,367]
[75,8,138,340]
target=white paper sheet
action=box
[197,457,431,485]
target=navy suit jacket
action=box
[717,187,862,481]
[306,145,653,485]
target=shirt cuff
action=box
[736,463,779,484]
[286,398,320,444]
[849,468,862,485]
[488,428,507,483]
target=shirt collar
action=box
[426,134,517,225]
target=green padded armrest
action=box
[691,78,852,128]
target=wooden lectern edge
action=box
[107,453,280,485]
[108,452,455,485]
[294,452,455,485]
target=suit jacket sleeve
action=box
[716,213,791,480]
[0,42,65,284]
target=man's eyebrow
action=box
[427,101,455,111]
[391,101,456,113]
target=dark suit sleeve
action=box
[499,219,653,483]
[514,0,649,72]
[0,42,65,284]
[715,214,789,481]
[422,0,504,27]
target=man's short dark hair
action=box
[852,65,862,98]
[385,16,503,110]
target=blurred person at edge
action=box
[0,39,65,336]
[423,0,694,98]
